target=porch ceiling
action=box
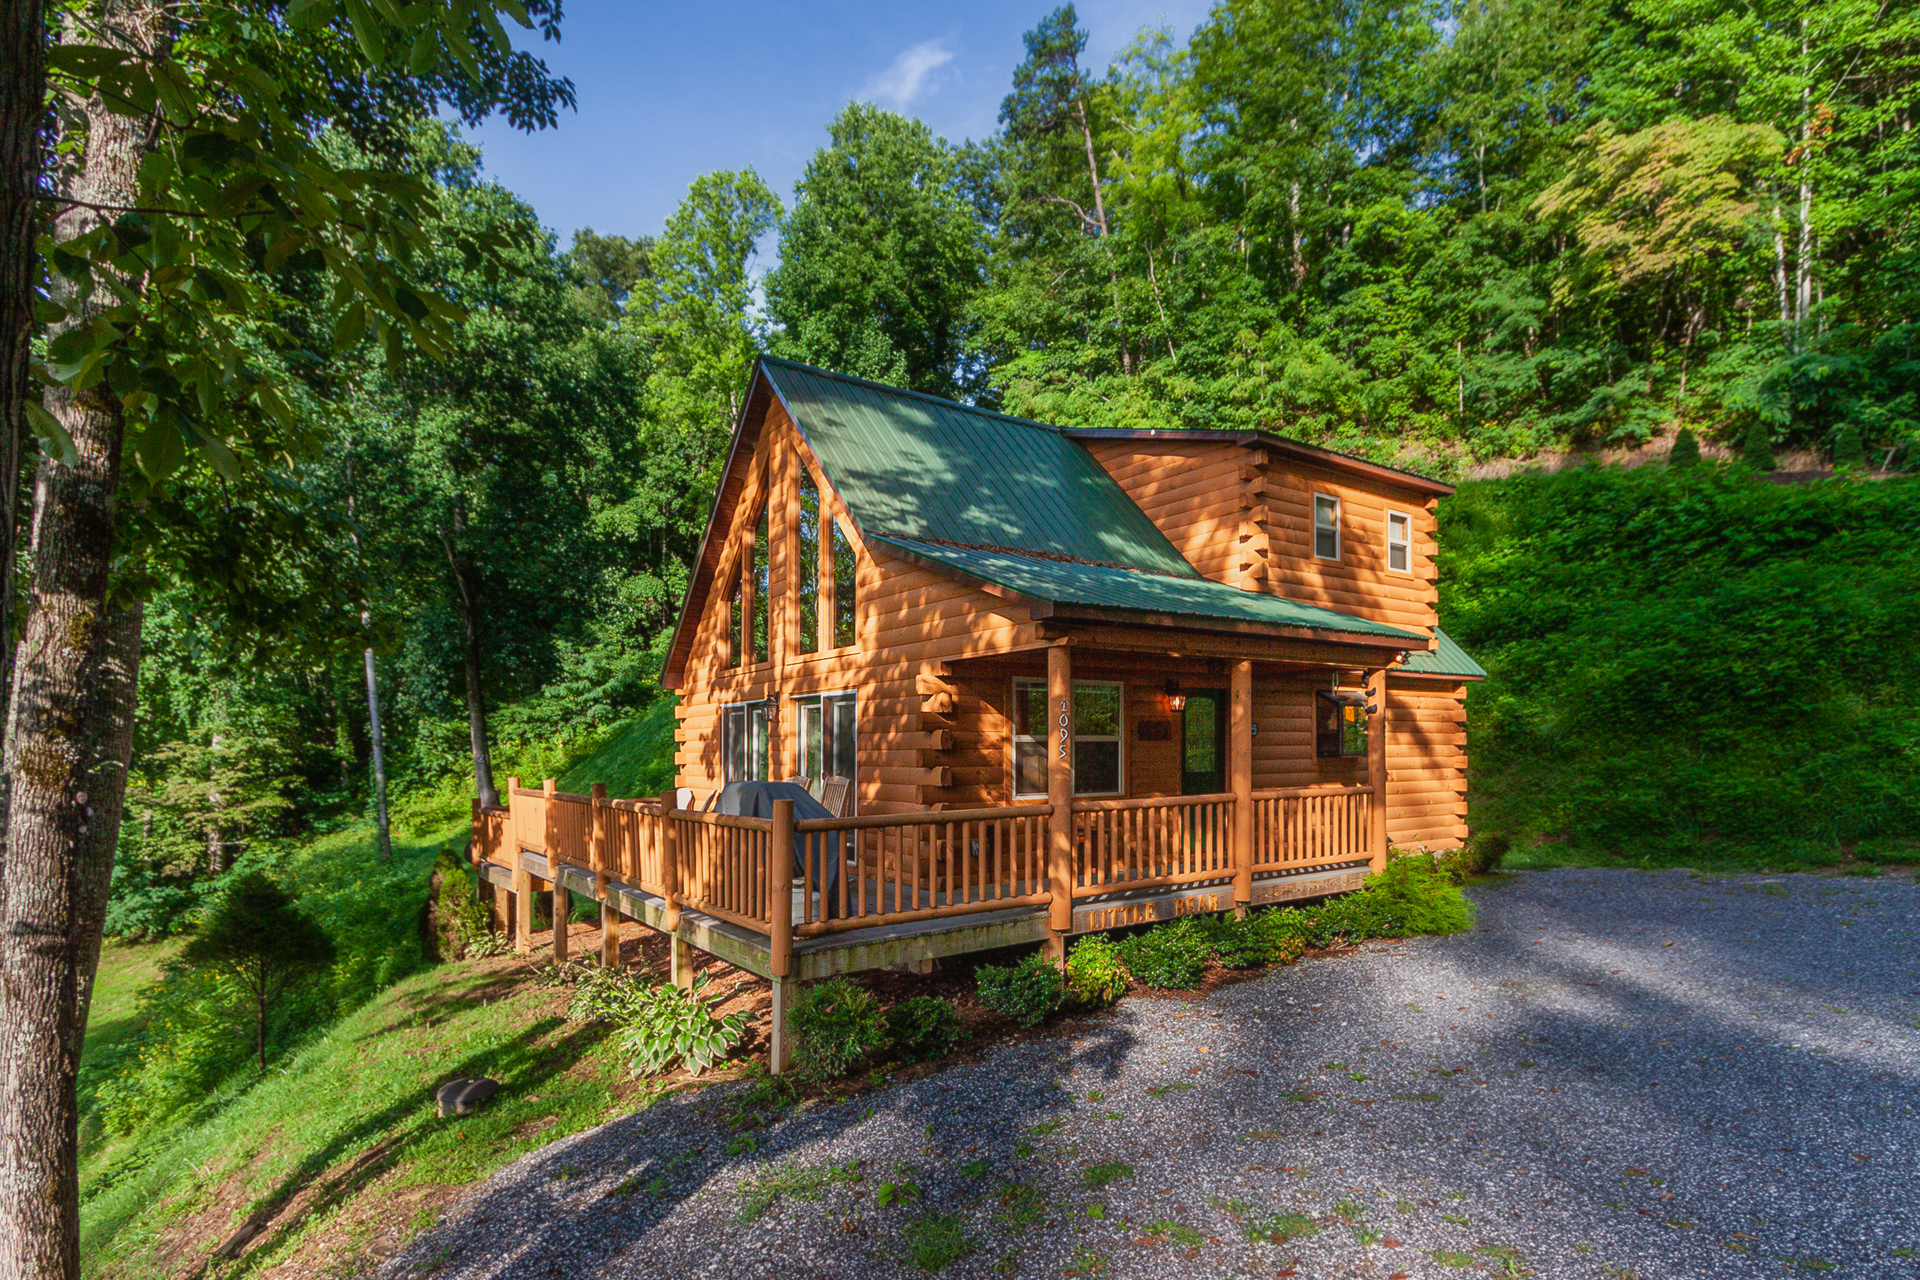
[871,533,1423,645]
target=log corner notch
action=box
[916,666,956,715]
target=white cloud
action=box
[861,39,955,110]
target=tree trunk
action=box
[441,521,496,809]
[363,645,391,861]
[0,0,47,856]
[0,8,159,1274]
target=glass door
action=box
[1180,690,1227,795]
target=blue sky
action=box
[465,0,1213,247]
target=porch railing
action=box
[473,779,1380,968]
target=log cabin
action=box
[471,357,1484,1071]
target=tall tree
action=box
[767,105,987,400]
[0,4,572,1275]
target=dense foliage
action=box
[787,977,889,1080]
[1443,465,1920,863]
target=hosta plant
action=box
[613,971,751,1077]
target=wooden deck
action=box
[471,775,1381,1073]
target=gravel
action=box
[388,868,1920,1279]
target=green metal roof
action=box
[1396,627,1487,680]
[760,358,1198,578]
[871,534,1423,641]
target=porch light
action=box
[1163,679,1186,714]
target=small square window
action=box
[1313,494,1341,560]
[1315,689,1370,759]
[1387,510,1412,574]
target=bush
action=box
[1064,934,1128,1004]
[1355,854,1476,935]
[1118,917,1215,989]
[1741,418,1775,470]
[974,951,1065,1027]
[885,996,966,1062]
[789,978,887,1080]
[1668,426,1699,468]
[1438,833,1509,880]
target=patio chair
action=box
[817,775,853,817]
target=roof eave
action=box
[1038,601,1419,650]
[1062,427,1454,497]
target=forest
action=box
[102,0,1919,940]
[0,0,1915,1269]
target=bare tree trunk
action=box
[441,518,496,809]
[0,8,159,1274]
[363,645,391,861]
[0,0,47,850]
[1073,97,1129,376]
[1795,26,1814,328]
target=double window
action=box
[1012,679,1124,798]
[726,500,771,667]
[795,691,857,791]
[1386,510,1412,574]
[1313,493,1341,560]
[722,701,771,782]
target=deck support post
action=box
[769,975,793,1075]
[1046,642,1074,961]
[591,783,619,966]
[1230,659,1254,918]
[509,776,531,953]
[770,800,794,979]
[546,779,568,963]
[1367,668,1389,874]
[669,935,694,991]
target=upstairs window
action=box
[727,575,743,668]
[751,504,770,663]
[796,471,821,654]
[1012,678,1125,798]
[1313,494,1341,560]
[831,517,857,648]
[1386,510,1412,573]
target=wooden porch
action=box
[470,760,1380,1073]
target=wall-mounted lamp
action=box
[1163,679,1187,714]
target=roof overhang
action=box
[1063,427,1454,497]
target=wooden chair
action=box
[785,775,812,794]
[818,775,853,817]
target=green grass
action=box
[80,950,644,1277]
[556,698,679,799]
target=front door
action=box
[1180,690,1227,795]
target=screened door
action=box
[1180,690,1227,795]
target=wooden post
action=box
[1367,668,1388,874]
[1046,641,1073,960]
[593,783,619,967]
[509,776,531,954]
[545,779,568,963]
[659,787,691,989]
[1230,658,1253,917]
[769,798,795,1075]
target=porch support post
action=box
[1230,659,1253,917]
[509,776,531,954]
[659,788,692,989]
[546,778,568,963]
[769,975,794,1075]
[593,783,620,967]
[1046,641,1073,962]
[1367,668,1389,874]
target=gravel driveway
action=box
[390,869,1920,1279]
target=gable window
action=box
[831,516,857,648]
[1315,689,1369,758]
[796,471,821,654]
[1313,494,1341,561]
[751,504,770,663]
[1386,510,1412,573]
[1012,678,1124,799]
[723,701,770,782]
[727,574,743,668]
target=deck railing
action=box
[475,779,1380,965]
[792,805,1052,936]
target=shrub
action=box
[1668,426,1700,468]
[975,951,1065,1027]
[1833,421,1866,471]
[885,996,966,1062]
[789,977,887,1079]
[1361,853,1477,936]
[616,971,751,1077]
[1439,832,1510,880]
[181,870,337,1072]
[1118,918,1214,989]
[1065,934,1128,1004]
[1741,418,1775,470]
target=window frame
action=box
[1385,508,1413,575]
[722,699,772,783]
[1312,492,1342,561]
[1314,689,1370,759]
[792,688,857,799]
[1011,677,1126,800]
